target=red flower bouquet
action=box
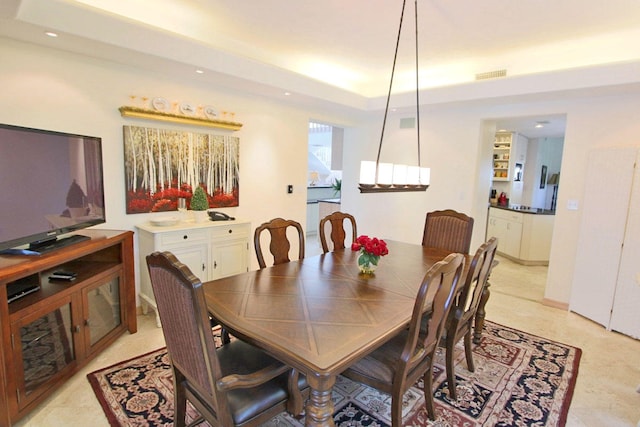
[351,235,389,274]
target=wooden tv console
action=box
[0,230,137,426]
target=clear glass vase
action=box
[358,253,379,275]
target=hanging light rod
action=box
[358,0,430,193]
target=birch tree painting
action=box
[123,125,239,214]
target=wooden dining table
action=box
[203,240,470,427]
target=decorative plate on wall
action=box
[204,106,219,119]
[152,97,169,111]
[180,102,196,115]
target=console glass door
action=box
[85,275,122,347]
[12,300,75,409]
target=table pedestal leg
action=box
[305,374,335,427]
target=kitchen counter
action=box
[487,206,554,265]
[489,204,555,215]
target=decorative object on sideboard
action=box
[358,0,430,193]
[190,186,210,223]
[177,197,188,222]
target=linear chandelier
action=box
[358,0,430,193]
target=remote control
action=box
[49,275,76,281]
[50,270,77,281]
[53,270,76,277]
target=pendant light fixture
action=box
[358,0,430,193]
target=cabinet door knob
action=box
[73,325,81,333]
[228,229,232,234]
[183,235,188,240]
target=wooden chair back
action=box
[421,209,474,254]
[146,251,305,426]
[443,237,498,398]
[319,211,357,253]
[254,218,305,269]
[341,252,465,425]
[457,237,498,327]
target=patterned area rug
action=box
[87,321,580,426]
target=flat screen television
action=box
[0,123,106,255]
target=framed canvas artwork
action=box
[123,125,239,214]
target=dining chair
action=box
[421,209,474,254]
[318,211,357,253]
[146,251,308,426]
[443,236,498,400]
[340,252,466,425]
[254,218,305,269]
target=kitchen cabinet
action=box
[136,220,250,327]
[492,132,513,181]
[319,199,341,219]
[487,208,523,258]
[492,132,528,184]
[0,230,136,426]
[487,207,553,265]
[307,186,336,235]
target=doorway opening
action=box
[306,121,344,242]
[485,114,566,301]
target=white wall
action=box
[3,37,640,309]
[341,106,492,248]
[341,93,640,307]
[0,38,362,292]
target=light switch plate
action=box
[567,199,579,210]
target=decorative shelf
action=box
[118,106,243,131]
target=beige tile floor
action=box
[14,240,640,427]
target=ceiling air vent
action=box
[475,69,507,81]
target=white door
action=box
[569,148,637,328]
[609,149,640,339]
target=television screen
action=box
[0,123,106,254]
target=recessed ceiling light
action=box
[45,31,58,38]
[284,92,291,96]
[535,123,544,128]
[195,69,204,74]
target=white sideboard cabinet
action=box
[136,220,250,326]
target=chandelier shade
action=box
[358,0,430,193]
